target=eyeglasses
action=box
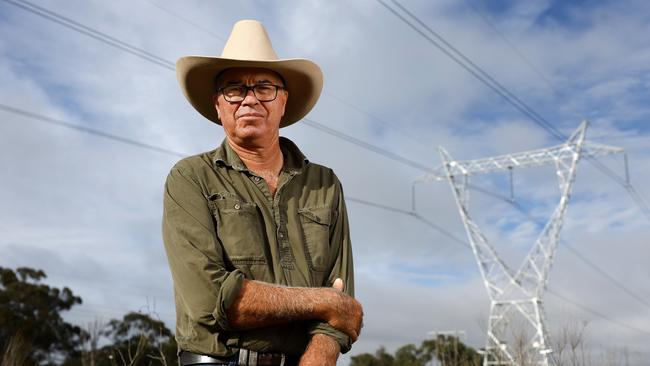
[218,84,284,103]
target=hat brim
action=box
[176,56,323,128]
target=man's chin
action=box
[232,128,274,146]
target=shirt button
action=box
[234,203,241,210]
[278,232,284,238]
[254,176,261,182]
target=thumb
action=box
[332,278,344,291]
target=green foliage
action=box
[0,266,84,364]
[350,346,394,366]
[350,336,482,366]
[96,312,177,366]
[1,267,177,366]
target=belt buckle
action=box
[238,349,259,366]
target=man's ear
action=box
[280,89,288,117]
[213,94,221,119]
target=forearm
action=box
[225,279,330,330]
[299,334,340,366]
[226,278,362,342]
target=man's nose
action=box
[241,88,259,105]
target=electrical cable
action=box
[11,0,646,221]
[468,183,650,312]
[4,0,175,71]
[143,0,226,42]
[375,0,565,141]
[344,196,469,248]
[462,0,560,96]
[376,0,650,220]
[3,102,648,340]
[547,289,650,336]
[302,118,433,172]
[0,104,186,157]
[3,0,649,339]
[321,91,432,149]
[139,0,432,150]
[3,0,433,174]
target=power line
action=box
[353,185,650,337]
[4,0,432,174]
[344,196,469,248]
[376,0,565,141]
[563,245,650,311]
[143,0,226,42]
[138,0,433,150]
[5,0,649,338]
[0,104,186,157]
[548,289,650,337]
[303,118,433,172]
[376,0,650,220]
[7,0,646,226]
[345,196,414,216]
[322,92,432,149]
[468,183,650,312]
[462,0,560,97]
[12,0,645,222]
[5,0,175,71]
[3,102,648,341]
[0,103,459,248]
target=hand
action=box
[322,278,363,341]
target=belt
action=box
[180,349,293,366]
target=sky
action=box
[1,0,649,364]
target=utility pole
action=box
[417,122,624,365]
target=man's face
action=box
[214,68,288,146]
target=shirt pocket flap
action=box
[298,207,333,226]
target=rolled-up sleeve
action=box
[162,163,244,331]
[309,175,355,353]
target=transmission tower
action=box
[418,121,623,365]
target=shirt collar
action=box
[212,136,309,175]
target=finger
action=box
[332,278,344,291]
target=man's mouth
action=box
[237,111,264,118]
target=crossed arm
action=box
[226,278,363,365]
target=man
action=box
[163,20,363,366]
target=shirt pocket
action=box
[298,206,333,273]
[209,195,267,268]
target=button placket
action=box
[274,171,298,269]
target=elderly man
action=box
[163,20,363,366]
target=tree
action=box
[549,321,589,366]
[394,344,429,366]
[422,335,482,366]
[350,336,481,366]
[95,312,177,366]
[0,266,84,365]
[350,346,395,366]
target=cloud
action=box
[1,0,649,364]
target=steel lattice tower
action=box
[418,122,624,365]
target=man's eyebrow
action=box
[222,79,275,85]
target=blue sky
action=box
[1,0,649,364]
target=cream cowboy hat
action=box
[176,19,323,128]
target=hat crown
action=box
[221,20,279,61]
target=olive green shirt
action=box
[162,137,354,357]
